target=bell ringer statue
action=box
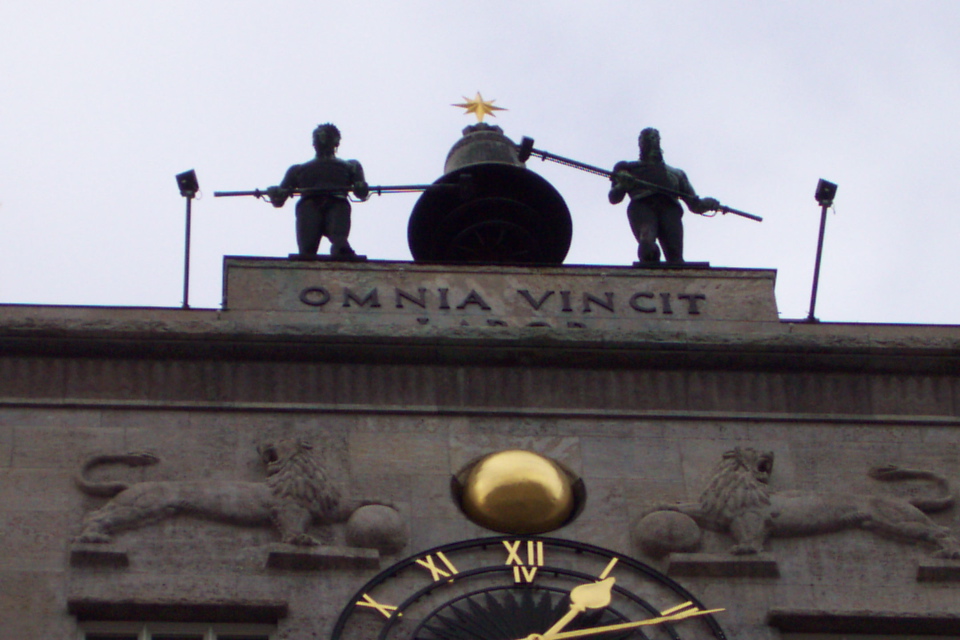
[215,121,761,264]
[268,124,369,259]
[609,128,719,264]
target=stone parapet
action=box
[222,258,779,335]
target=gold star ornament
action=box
[453,92,507,122]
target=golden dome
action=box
[457,450,580,534]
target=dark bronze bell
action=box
[407,124,572,264]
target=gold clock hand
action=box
[547,603,726,640]
[521,578,616,640]
[568,578,615,611]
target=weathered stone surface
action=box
[11,426,124,469]
[768,609,960,634]
[0,510,77,572]
[69,544,129,568]
[0,469,76,512]
[0,425,11,468]
[667,552,780,578]
[916,559,960,582]
[0,572,74,637]
[350,432,450,475]
[67,598,287,623]
[345,505,407,554]
[66,571,290,606]
[634,510,702,557]
[265,544,379,571]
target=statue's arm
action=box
[268,165,300,208]
[608,161,630,205]
[348,160,369,201]
[676,169,719,214]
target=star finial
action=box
[452,92,507,123]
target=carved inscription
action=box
[299,286,706,318]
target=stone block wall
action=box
[1,295,959,638]
[1,400,959,638]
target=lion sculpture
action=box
[647,447,960,558]
[76,438,356,546]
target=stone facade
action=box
[1,260,959,639]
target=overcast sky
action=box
[1,1,958,324]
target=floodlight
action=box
[815,179,837,207]
[176,169,199,198]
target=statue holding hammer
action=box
[267,123,369,259]
[609,128,719,264]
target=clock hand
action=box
[547,602,726,640]
[522,577,616,640]
[568,577,616,611]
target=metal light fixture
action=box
[176,170,199,308]
[176,169,199,198]
[815,178,837,207]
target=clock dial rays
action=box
[331,537,726,640]
[414,586,633,640]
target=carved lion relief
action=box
[638,447,960,558]
[75,438,404,552]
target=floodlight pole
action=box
[807,179,837,322]
[182,193,193,309]
[175,169,199,310]
[806,202,829,322]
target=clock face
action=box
[331,536,726,640]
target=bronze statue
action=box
[609,128,718,264]
[268,124,369,259]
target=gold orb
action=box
[458,450,578,534]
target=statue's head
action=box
[639,127,662,161]
[312,123,341,154]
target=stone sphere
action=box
[460,450,577,534]
[346,505,407,554]
[634,510,702,557]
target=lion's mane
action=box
[697,448,773,530]
[263,439,340,519]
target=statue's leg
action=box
[728,510,769,554]
[296,200,324,257]
[325,200,356,258]
[78,510,116,542]
[273,502,319,546]
[659,207,684,263]
[78,487,173,542]
[864,507,960,557]
[628,200,660,263]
